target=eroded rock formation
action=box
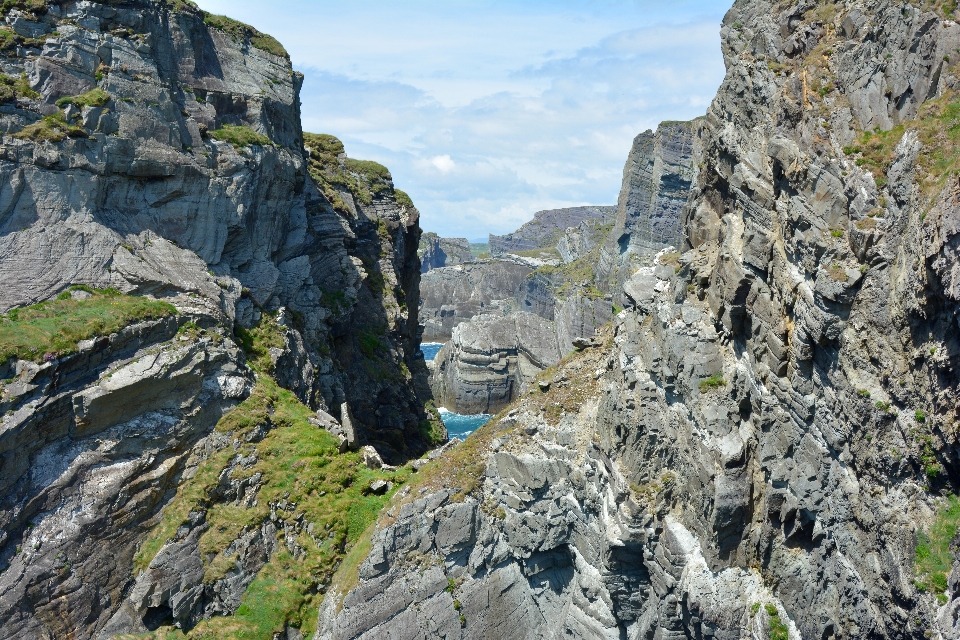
[419,233,472,273]
[0,1,430,637]
[318,1,960,638]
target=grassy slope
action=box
[0,287,176,363]
[132,317,414,639]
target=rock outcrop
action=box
[319,1,960,639]
[596,120,701,298]
[419,232,472,273]
[0,2,430,638]
[489,205,615,256]
[419,260,532,340]
[429,312,560,415]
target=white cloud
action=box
[431,155,456,173]
[193,0,730,240]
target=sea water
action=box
[420,342,491,438]
[438,408,492,440]
[420,342,443,361]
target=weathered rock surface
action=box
[429,311,560,414]
[490,205,615,256]
[418,260,532,340]
[419,232,472,273]
[596,120,701,299]
[0,1,431,637]
[556,217,611,264]
[320,1,960,638]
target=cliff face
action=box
[0,2,429,638]
[489,205,615,257]
[596,120,701,299]
[418,260,532,340]
[319,1,960,638]
[419,233,472,273]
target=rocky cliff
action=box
[490,205,615,257]
[318,0,960,638]
[0,1,432,638]
[419,260,532,340]
[596,120,701,299]
[419,232,472,273]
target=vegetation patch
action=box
[532,243,606,300]
[764,604,789,640]
[210,124,272,149]
[699,373,726,392]
[14,112,86,142]
[0,72,38,103]
[304,132,398,216]
[202,13,288,58]
[419,400,446,446]
[0,287,176,363]
[842,88,960,207]
[914,494,960,603]
[135,373,411,639]
[233,313,286,375]
[55,88,110,109]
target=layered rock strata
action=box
[320,0,960,638]
[419,232,472,273]
[596,120,701,298]
[429,311,561,415]
[0,1,430,637]
[489,205,615,256]
[418,261,532,340]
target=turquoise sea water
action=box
[420,342,443,360]
[420,342,491,438]
[438,408,492,440]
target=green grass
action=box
[303,132,397,215]
[55,88,110,109]
[0,72,38,103]
[14,112,86,142]
[394,189,414,209]
[765,604,789,640]
[202,13,288,58]
[914,495,960,598]
[0,287,176,363]
[233,313,287,375]
[210,124,272,149]
[531,242,606,299]
[844,89,960,207]
[699,373,726,392]
[419,401,446,446]
[136,376,411,639]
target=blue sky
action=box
[194,0,731,239]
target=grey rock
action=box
[361,445,385,470]
[489,205,615,256]
[419,260,532,340]
[320,1,960,639]
[430,312,561,414]
[419,232,472,272]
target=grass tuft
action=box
[0,288,176,364]
[914,495,960,598]
[699,373,726,392]
[55,88,110,109]
[210,124,272,149]
[203,13,288,58]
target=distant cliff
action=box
[489,205,615,256]
[418,232,472,273]
[596,120,701,298]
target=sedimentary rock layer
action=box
[319,1,960,638]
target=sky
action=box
[193,0,731,240]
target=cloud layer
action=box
[194,0,730,239]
